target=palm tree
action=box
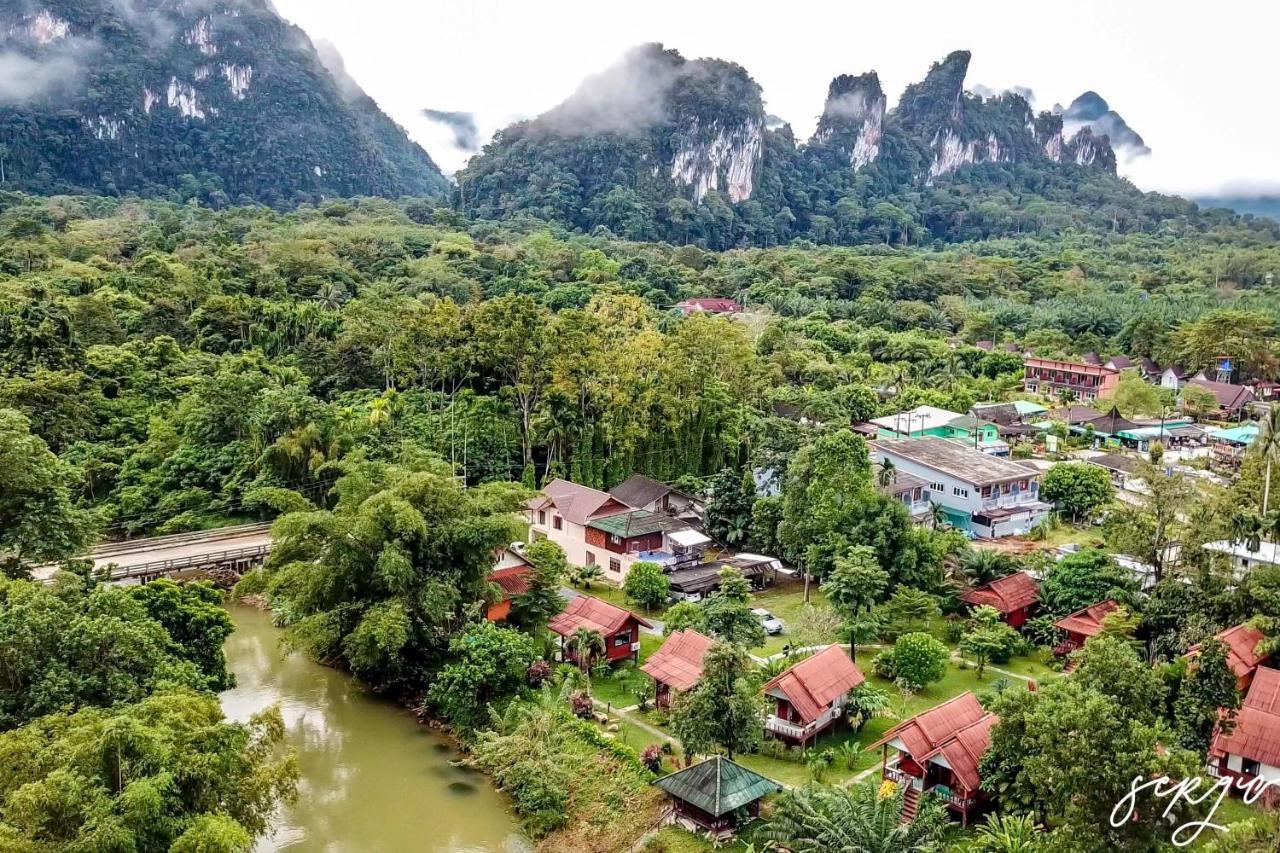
[1233,510,1264,554]
[876,458,896,489]
[926,501,946,531]
[757,783,950,852]
[571,562,603,590]
[565,627,605,673]
[969,814,1047,852]
[960,548,1011,585]
[1251,406,1280,515]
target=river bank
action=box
[220,604,529,852]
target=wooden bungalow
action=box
[641,629,714,709]
[548,594,653,665]
[869,692,997,826]
[1052,599,1119,657]
[1209,665,1280,794]
[1187,623,1272,692]
[653,756,780,840]
[762,645,865,747]
[959,571,1039,628]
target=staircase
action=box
[901,785,920,823]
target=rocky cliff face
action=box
[1058,90,1150,162]
[812,73,886,171]
[0,0,448,204]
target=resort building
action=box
[871,405,1002,451]
[1187,623,1272,691]
[653,757,780,840]
[1022,356,1119,402]
[1053,599,1119,657]
[871,692,997,826]
[548,595,652,665]
[485,548,533,622]
[641,629,714,709]
[959,571,1039,628]
[1209,666,1280,792]
[872,437,1051,538]
[762,645,865,747]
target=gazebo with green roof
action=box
[653,756,781,838]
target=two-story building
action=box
[1209,665,1280,794]
[871,437,1051,538]
[526,478,701,582]
[549,594,652,665]
[608,473,705,523]
[1022,356,1120,402]
[762,645,865,748]
[871,406,1001,449]
[870,692,997,826]
[959,571,1039,628]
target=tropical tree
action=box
[428,621,539,731]
[756,783,950,852]
[822,545,888,658]
[701,567,766,647]
[511,540,568,633]
[670,642,760,759]
[1251,405,1280,514]
[1173,638,1241,752]
[969,814,1048,853]
[571,562,604,590]
[960,548,1013,585]
[623,560,669,613]
[1039,462,1114,521]
[566,627,606,673]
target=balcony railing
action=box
[981,493,1040,511]
[884,758,974,809]
[765,705,841,739]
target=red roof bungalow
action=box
[1052,599,1119,656]
[676,298,744,316]
[485,566,532,622]
[1210,665,1280,792]
[549,594,653,665]
[761,645,865,747]
[960,571,1039,628]
[1188,623,1272,691]
[641,629,714,709]
[869,692,998,826]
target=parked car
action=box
[751,607,784,635]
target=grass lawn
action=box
[748,583,835,656]
[588,634,665,710]
[569,580,671,621]
[641,826,751,853]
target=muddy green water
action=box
[220,606,529,853]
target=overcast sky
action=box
[272,0,1278,197]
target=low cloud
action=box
[971,83,1036,104]
[314,38,363,102]
[422,109,480,151]
[538,43,684,136]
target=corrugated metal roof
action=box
[868,692,996,791]
[1212,667,1280,767]
[1188,623,1270,679]
[761,645,865,724]
[548,594,652,637]
[538,478,632,525]
[1053,599,1119,637]
[641,630,714,692]
[653,756,780,816]
[960,571,1038,614]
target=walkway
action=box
[32,524,273,583]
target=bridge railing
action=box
[99,544,273,581]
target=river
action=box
[220,605,529,853]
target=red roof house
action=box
[1188,623,1272,691]
[869,692,998,825]
[762,645,865,747]
[676,298,744,316]
[1053,599,1119,656]
[960,571,1039,628]
[1210,666,1280,791]
[549,594,653,665]
[641,630,715,708]
[1187,377,1256,416]
[485,561,533,622]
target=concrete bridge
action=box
[33,523,274,584]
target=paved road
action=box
[33,525,274,583]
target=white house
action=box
[872,437,1051,538]
[1160,366,1187,392]
[1204,540,1280,576]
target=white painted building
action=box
[872,437,1051,538]
[1204,540,1280,576]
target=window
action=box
[1243,758,1261,777]
[610,534,622,545]
[614,630,631,647]
[585,551,596,565]
[929,481,945,493]
[553,516,563,531]
[609,558,621,574]
[537,510,546,525]
[952,486,969,498]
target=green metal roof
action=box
[586,510,682,538]
[652,756,781,817]
[1013,401,1048,416]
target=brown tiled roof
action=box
[1188,623,1270,680]
[678,298,743,314]
[1044,406,1104,425]
[761,645,865,724]
[548,594,652,637]
[488,565,532,600]
[1053,599,1119,638]
[960,571,1039,614]
[1187,378,1256,411]
[609,473,676,509]
[868,692,996,791]
[641,630,714,693]
[534,478,632,526]
[1212,667,1280,766]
